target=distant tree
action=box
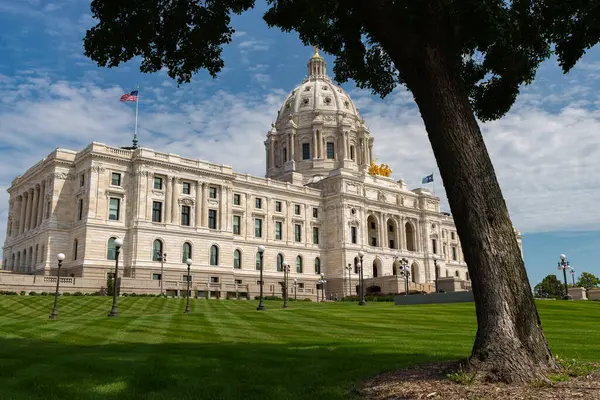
[575,272,600,292]
[534,275,564,299]
[82,0,600,383]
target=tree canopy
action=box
[85,0,597,122]
[534,274,565,299]
[576,272,600,291]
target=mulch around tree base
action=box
[359,361,600,400]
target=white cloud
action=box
[238,40,270,52]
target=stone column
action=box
[363,139,369,166]
[171,177,179,224]
[380,213,386,248]
[19,194,26,235]
[342,131,348,159]
[202,183,208,226]
[290,132,295,161]
[369,143,374,164]
[31,185,39,229]
[269,139,275,169]
[313,129,318,159]
[37,182,45,226]
[195,181,202,227]
[165,176,172,223]
[23,190,32,232]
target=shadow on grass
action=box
[0,339,458,400]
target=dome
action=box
[265,47,374,184]
[276,48,361,124]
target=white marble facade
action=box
[1,49,522,299]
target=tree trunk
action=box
[391,41,558,383]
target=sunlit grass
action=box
[0,297,597,399]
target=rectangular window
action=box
[152,273,162,281]
[233,194,241,205]
[350,145,355,160]
[326,142,335,159]
[182,182,190,195]
[255,198,262,209]
[451,232,456,240]
[442,230,446,238]
[255,218,263,238]
[111,172,121,186]
[233,215,241,235]
[154,177,163,190]
[46,201,51,218]
[389,239,395,248]
[312,208,318,218]
[181,206,191,226]
[452,247,458,261]
[371,237,377,247]
[209,187,217,199]
[275,221,282,240]
[152,201,162,222]
[80,174,85,187]
[432,239,437,254]
[351,226,357,244]
[183,275,192,282]
[443,244,447,256]
[108,198,120,220]
[210,276,219,283]
[275,201,282,212]
[235,279,243,285]
[302,143,311,160]
[73,240,78,260]
[294,204,301,215]
[77,199,83,221]
[313,227,319,244]
[208,209,217,229]
[295,224,302,242]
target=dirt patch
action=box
[359,361,600,400]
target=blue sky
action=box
[0,0,599,287]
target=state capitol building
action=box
[1,49,522,299]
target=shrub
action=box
[29,291,38,296]
[19,291,26,296]
[41,292,49,296]
[63,292,71,296]
[302,298,312,302]
[73,292,84,296]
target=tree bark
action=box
[382,29,558,384]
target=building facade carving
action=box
[0,48,524,298]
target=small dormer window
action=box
[304,86,311,91]
[322,86,328,90]
[302,98,310,105]
[344,100,350,108]
[324,97,332,105]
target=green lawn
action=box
[0,298,598,400]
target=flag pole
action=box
[134,85,139,146]
[432,173,436,197]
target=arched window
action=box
[152,239,163,261]
[314,257,321,274]
[296,256,303,273]
[210,245,219,265]
[234,249,241,269]
[182,242,192,263]
[72,240,78,260]
[466,271,470,280]
[455,270,460,278]
[255,252,262,270]
[277,253,284,272]
[41,245,45,264]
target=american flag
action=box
[120,90,138,102]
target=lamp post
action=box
[398,258,410,296]
[107,238,124,317]
[557,254,572,300]
[345,264,352,297]
[157,251,167,296]
[257,245,266,311]
[358,251,366,306]
[570,268,576,286]
[184,258,192,314]
[48,253,65,320]
[293,278,298,300]
[282,261,289,309]
[318,272,327,302]
[433,256,440,293]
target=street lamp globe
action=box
[114,238,124,249]
[358,251,364,258]
[186,258,192,266]
[57,253,66,261]
[258,245,266,254]
[282,261,288,268]
[560,253,566,261]
[294,278,297,284]
[320,272,324,279]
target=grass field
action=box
[0,297,598,400]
